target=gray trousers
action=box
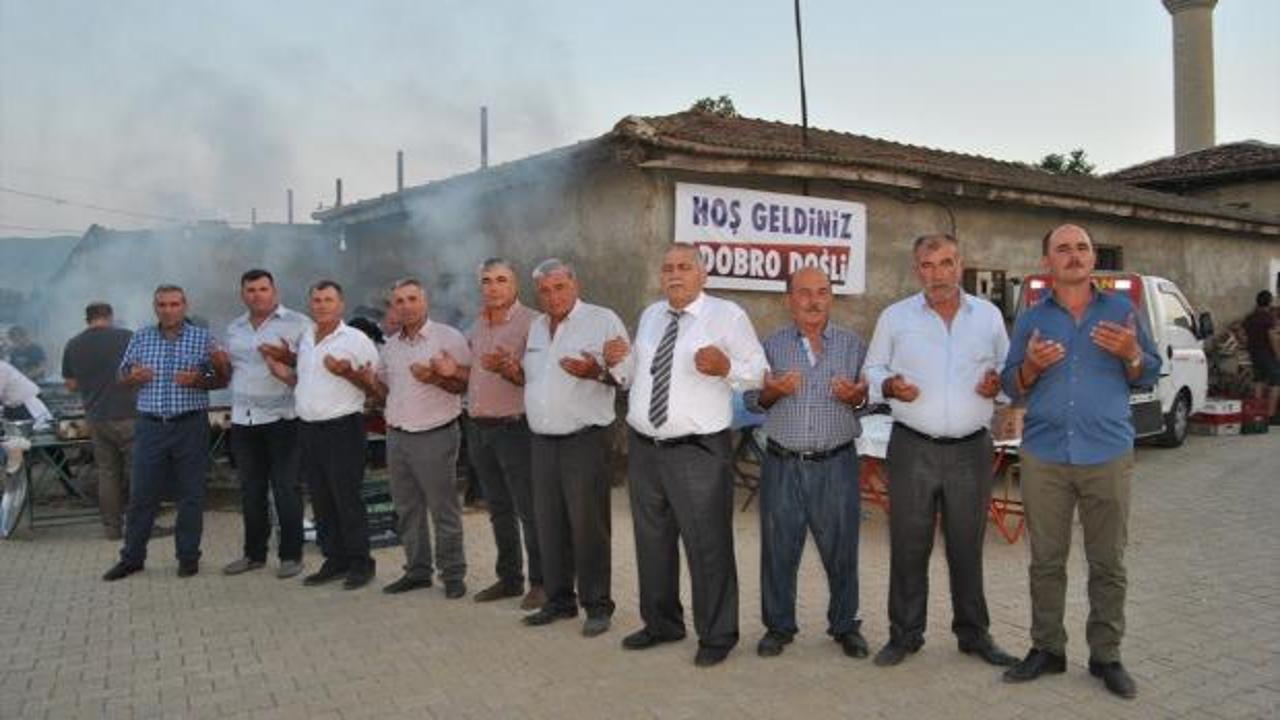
[627,429,738,650]
[531,425,613,616]
[90,419,134,534]
[885,425,994,650]
[1020,450,1131,663]
[387,422,465,583]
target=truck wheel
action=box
[1157,391,1190,448]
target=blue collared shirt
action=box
[119,322,216,417]
[1001,289,1161,465]
[744,322,866,452]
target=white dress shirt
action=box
[623,292,767,438]
[863,291,1009,439]
[524,300,630,436]
[294,322,380,423]
[226,305,311,426]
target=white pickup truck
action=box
[1017,272,1213,447]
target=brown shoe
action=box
[520,585,547,610]
[474,580,523,602]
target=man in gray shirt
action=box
[62,302,138,540]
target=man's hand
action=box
[882,374,919,403]
[560,351,603,380]
[323,354,353,378]
[762,369,802,397]
[1024,328,1067,375]
[409,361,437,385]
[1090,314,1140,363]
[210,349,232,380]
[264,356,294,384]
[174,368,203,388]
[694,345,730,377]
[603,336,630,368]
[431,350,460,379]
[831,375,869,406]
[258,339,295,366]
[124,364,154,386]
[975,368,1001,399]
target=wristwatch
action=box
[1127,354,1142,369]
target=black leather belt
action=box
[139,410,202,424]
[539,424,605,440]
[631,430,720,448]
[390,418,459,435]
[896,424,986,445]
[766,439,854,462]
[470,414,525,427]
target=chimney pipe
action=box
[335,178,343,208]
[287,189,294,224]
[1163,0,1218,154]
[480,106,489,169]
[397,150,405,192]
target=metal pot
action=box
[1,419,34,440]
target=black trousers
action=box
[885,425,994,650]
[231,419,304,563]
[468,417,541,587]
[531,425,613,617]
[627,429,738,650]
[300,413,370,568]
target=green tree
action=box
[1037,148,1096,176]
[690,95,738,118]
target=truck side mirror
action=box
[1197,311,1214,340]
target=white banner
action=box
[674,182,867,294]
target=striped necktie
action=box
[648,309,683,428]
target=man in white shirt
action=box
[265,280,380,590]
[221,269,311,579]
[371,278,471,599]
[613,244,768,667]
[862,233,1016,668]
[1,359,53,473]
[518,259,630,638]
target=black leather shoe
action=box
[621,628,686,650]
[1089,659,1137,699]
[960,641,1018,667]
[444,580,467,599]
[756,631,792,657]
[342,560,375,590]
[102,560,143,582]
[1003,648,1067,683]
[177,560,199,578]
[523,605,578,626]
[872,642,916,667]
[836,630,869,659]
[383,574,433,594]
[694,645,731,667]
[303,561,348,586]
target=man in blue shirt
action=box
[1001,224,1160,699]
[744,266,869,660]
[103,285,228,581]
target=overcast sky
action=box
[1,0,1277,236]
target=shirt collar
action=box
[484,301,523,327]
[233,304,287,328]
[914,290,975,315]
[398,318,432,342]
[666,292,706,317]
[791,321,833,341]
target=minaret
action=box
[1162,0,1218,154]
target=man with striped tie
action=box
[614,243,768,667]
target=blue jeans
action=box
[122,413,209,565]
[759,445,861,637]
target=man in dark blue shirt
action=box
[1000,224,1159,700]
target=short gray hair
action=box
[665,243,706,270]
[532,258,575,282]
[391,277,427,301]
[478,257,516,276]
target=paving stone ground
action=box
[1,432,1277,719]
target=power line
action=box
[0,184,192,223]
[0,222,84,234]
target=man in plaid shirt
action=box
[103,285,228,581]
[744,266,870,660]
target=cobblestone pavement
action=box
[1,433,1276,719]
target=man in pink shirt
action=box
[466,258,545,609]
[372,278,472,598]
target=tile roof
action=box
[610,112,1279,229]
[1105,140,1280,185]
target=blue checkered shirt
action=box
[119,322,216,417]
[744,322,866,452]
